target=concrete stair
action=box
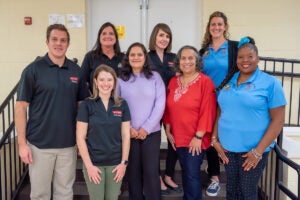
[16,149,227,200]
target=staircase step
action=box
[72,181,227,200]
[118,183,226,200]
[17,149,227,200]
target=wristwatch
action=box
[121,160,128,166]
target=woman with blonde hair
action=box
[76,64,131,200]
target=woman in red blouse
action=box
[163,45,216,200]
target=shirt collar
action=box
[95,96,115,103]
[209,40,228,50]
[230,67,261,86]
[44,53,69,69]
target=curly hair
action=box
[201,11,229,51]
[174,45,202,74]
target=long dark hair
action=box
[216,37,257,92]
[216,67,237,92]
[119,42,153,81]
[91,22,122,58]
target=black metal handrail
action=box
[259,57,300,200]
[0,84,19,112]
[260,56,300,64]
[274,144,300,200]
[0,82,28,200]
[260,56,300,128]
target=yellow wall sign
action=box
[115,25,125,39]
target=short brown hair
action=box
[46,24,70,42]
[148,23,173,53]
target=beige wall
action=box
[0,0,86,103]
[1,0,300,103]
[201,0,300,58]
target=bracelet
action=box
[251,148,262,160]
[211,136,218,141]
[194,135,203,140]
[211,140,218,147]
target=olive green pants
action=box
[83,164,121,200]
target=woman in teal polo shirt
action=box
[76,64,131,200]
[212,36,286,200]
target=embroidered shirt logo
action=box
[168,61,174,67]
[223,85,231,90]
[246,83,256,90]
[112,110,122,117]
[118,62,122,68]
[69,76,79,83]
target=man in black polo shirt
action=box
[15,24,89,200]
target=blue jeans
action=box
[176,147,205,200]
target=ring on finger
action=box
[249,163,254,166]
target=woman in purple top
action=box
[117,42,166,200]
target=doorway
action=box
[86,0,202,53]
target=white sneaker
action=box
[206,179,220,196]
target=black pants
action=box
[164,140,178,177]
[206,146,220,177]
[128,131,161,200]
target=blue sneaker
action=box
[206,179,220,196]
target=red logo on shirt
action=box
[70,76,79,83]
[112,110,122,117]
[246,84,256,90]
[168,62,174,67]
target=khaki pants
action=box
[28,143,77,200]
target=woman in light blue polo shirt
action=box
[199,11,239,196]
[211,36,286,200]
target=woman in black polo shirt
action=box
[76,64,131,200]
[148,23,182,195]
[81,22,125,92]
